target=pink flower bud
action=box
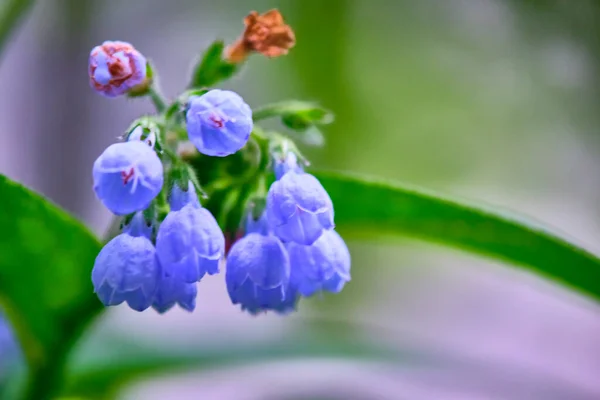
[88,41,147,98]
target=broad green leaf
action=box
[0,175,103,399]
[314,170,600,301]
[61,169,600,399]
[62,330,600,400]
[62,333,409,400]
[189,41,238,88]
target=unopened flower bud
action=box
[89,41,147,98]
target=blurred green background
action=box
[1,0,600,399]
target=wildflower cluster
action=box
[89,9,350,315]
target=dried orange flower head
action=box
[225,9,296,63]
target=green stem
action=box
[21,340,69,400]
[0,0,35,61]
[148,86,167,113]
[154,187,169,221]
[161,146,181,166]
[255,174,267,197]
[252,105,282,122]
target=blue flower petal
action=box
[185,89,253,157]
[288,230,351,297]
[227,233,289,289]
[91,229,160,312]
[92,141,163,215]
[274,151,304,180]
[156,204,225,283]
[267,171,334,245]
[244,210,270,236]
[152,259,198,314]
[169,180,200,212]
[226,232,296,314]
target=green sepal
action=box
[122,116,164,154]
[120,208,156,232]
[126,61,154,98]
[164,89,209,124]
[164,164,207,207]
[119,214,134,231]
[188,40,238,88]
[247,195,267,222]
[281,107,333,131]
[253,101,334,126]
[252,100,333,146]
[268,135,309,169]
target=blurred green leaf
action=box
[0,175,102,399]
[253,100,334,128]
[315,170,600,301]
[0,0,36,61]
[63,333,403,400]
[253,101,332,147]
[189,41,237,88]
[281,108,333,131]
[285,126,325,147]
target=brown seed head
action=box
[225,9,296,63]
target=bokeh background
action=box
[1,0,600,399]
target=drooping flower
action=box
[225,9,296,63]
[225,231,294,315]
[266,170,334,245]
[155,181,225,283]
[88,40,147,97]
[185,89,253,157]
[272,286,299,314]
[244,204,270,235]
[152,264,198,314]
[287,230,351,297]
[92,140,163,215]
[167,180,200,211]
[91,213,160,311]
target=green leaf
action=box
[189,41,238,88]
[62,333,408,400]
[253,101,333,146]
[282,108,333,131]
[285,126,325,147]
[314,170,600,301]
[0,175,103,399]
[0,0,36,61]
[253,100,334,129]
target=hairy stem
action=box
[148,86,167,113]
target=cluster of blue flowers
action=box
[89,40,350,315]
[226,152,351,314]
